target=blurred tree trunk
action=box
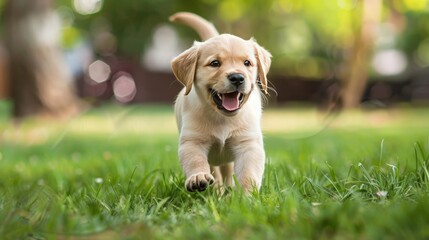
[340,0,382,109]
[3,0,81,119]
[0,46,8,99]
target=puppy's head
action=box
[171,34,271,116]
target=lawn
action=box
[1,102,429,239]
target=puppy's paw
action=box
[185,172,215,192]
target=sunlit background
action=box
[0,0,428,118]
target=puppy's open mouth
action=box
[210,89,245,113]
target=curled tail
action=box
[169,12,219,41]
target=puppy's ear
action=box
[171,44,199,95]
[251,39,272,94]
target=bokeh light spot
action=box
[372,49,407,76]
[73,0,103,15]
[142,25,181,72]
[112,72,137,103]
[88,60,111,83]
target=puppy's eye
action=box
[209,60,221,67]
[244,60,252,67]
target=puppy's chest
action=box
[207,137,235,165]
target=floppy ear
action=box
[252,39,272,94]
[171,44,199,95]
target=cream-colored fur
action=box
[170,12,271,193]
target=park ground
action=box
[1,102,429,239]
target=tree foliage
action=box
[50,0,429,79]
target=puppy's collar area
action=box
[209,89,244,113]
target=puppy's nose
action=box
[228,73,245,87]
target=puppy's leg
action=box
[232,137,265,193]
[210,163,234,196]
[211,166,222,186]
[179,139,214,191]
[220,162,235,187]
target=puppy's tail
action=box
[169,12,219,41]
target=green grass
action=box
[1,101,429,239]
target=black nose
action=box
[228,73,245,87]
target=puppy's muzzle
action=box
[209,73,249,115]
[228,73,245,87]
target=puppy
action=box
[170,12,271,193]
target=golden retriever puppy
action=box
[170,12,271,193]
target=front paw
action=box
[185,173,215,192]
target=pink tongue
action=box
[222,92,240,111]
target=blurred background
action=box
[0,0,428,119]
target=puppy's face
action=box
[172,34,271,116]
